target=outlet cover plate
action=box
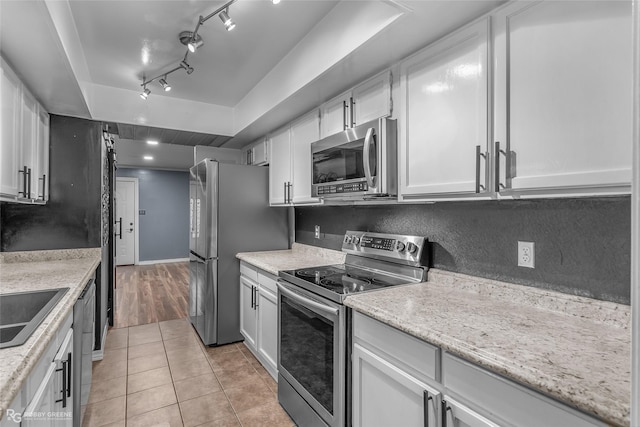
[518,241,535,268]
[315,225,321,239]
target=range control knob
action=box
[406,242,418,255]
[352,236,360,245]
[344,235,353,244]
[395,241,406,252]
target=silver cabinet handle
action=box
[277,280,339,316]
[350,96,355,127]
[250,285,255,309]
[423,391,432,427]
[363,127,376,188]
[115,217,122,239]
[18,166,28,197]
[475,146,487,193]
[38,174,46,200]
[283,181,287,204]
[27,168,32,198]
[254,287,259,309]
[495,141,512,191]
[343,100,348,130]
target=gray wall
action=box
[1,115,103,251]
[295,197,631,304]
[116,168,189,262]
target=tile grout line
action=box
[159,322,186,427]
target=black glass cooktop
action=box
[280,264,412,302]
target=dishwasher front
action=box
[73,277,95,427]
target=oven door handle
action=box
[277,280,339,316]
[363,127,376,188]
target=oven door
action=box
[277,280,346,427]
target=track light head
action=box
[219,10,235,31]
[140,87,151,100]
[180,31,204,52]
[180,60,194,75]
[159,78,171,92]
[272,0,281,4]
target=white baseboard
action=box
[92,323,109,361]
[137,257,189,265]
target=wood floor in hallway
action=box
[115,262,189,328]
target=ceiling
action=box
[0,0,505,170]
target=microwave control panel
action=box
[316,182,368,196]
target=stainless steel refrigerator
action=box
[189,159,289,346]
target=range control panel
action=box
[341,231,427,266]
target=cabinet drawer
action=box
[353,312,439,384]
[442,352,605,427]
[240,262,258,282]
[257,271,277,294]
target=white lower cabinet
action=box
[353,312,606,427]
[239,261,279,379]
[1,314,73,427]
[352,312,441,427]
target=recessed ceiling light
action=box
[147,140,159,145]
[143,155,154,160]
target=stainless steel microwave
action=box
[311,117,397,199]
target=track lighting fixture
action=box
[187,35,204,53]
[159,77,171,92]
[219,10,235,31]
[180,60,194,75]
[140,0,279,98]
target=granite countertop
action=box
[0,248,102,420]
[344,269,630,427]
[236,242,346,275]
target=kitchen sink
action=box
[0,288,69,349]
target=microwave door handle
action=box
[363,127,375,188]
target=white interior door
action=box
[115,178,137,265]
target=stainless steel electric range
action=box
[276,231,428,427]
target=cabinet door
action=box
[442,396,500,427]
[21,90,38,199]
[0,60,22,198]
[35,107,49,201]
[352,343,441,427]
[22,363,57,427]
[399,19,490,199]
[353,70,392,126]
[252,139,269,166]
[268,126,291,206]
[320,90,350,138]
[290,110,321,204]
[256,285,278,379]
[239,275,257,350]
[493,1,632,194]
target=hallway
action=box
[85,263,293,426]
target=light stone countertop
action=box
[0,248,102,420]
[236,242,346,275]
[344,268,630,427]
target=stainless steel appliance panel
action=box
[72,279,95,427]
[277,281,346,427]
[311,118,397,199]
[189,160,289,346]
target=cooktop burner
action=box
[281,264,414,302]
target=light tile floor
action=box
[83,319,294,427]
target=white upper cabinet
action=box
[399,19,490,200]
[290,109,321,204]
[245,138,269,166]
[268,125,292,206]
[1,57,50,203]
[493,0,632,196]
[0,59,22,198]
[321,89,352,138]
[320,69,393,138]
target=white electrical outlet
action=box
[315,225,321,239]
[518,241,535,268]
